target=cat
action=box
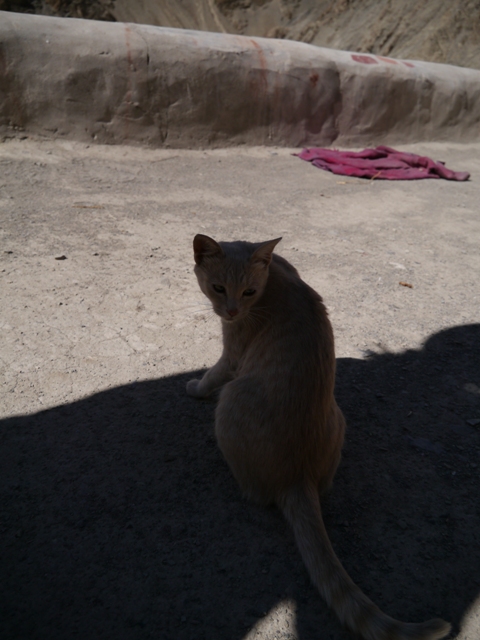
[187,233,450,640]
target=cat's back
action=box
[267,255,331,337]
[242,254,335,383]
[270,253,301,279]
[232,252,337,473]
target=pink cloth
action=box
[296,146,470,181]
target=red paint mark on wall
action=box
[250,38,268,104]
[377,56,397,65]
[250,39,267,70]
[351,54,378,65]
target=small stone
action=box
[409,437,443,454]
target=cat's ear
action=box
[251,237,282,267]
[193,234,224,265]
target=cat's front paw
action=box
[186,379,204,398]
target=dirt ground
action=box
[1,137,479,640]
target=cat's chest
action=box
[222,322,257,369]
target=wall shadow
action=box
[1,324,479,640]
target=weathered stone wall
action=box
[1,11,479,147]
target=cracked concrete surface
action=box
[1,138,479,418]
[1,137,480,640]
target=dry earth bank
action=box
[2,12,480,150]
[3,0,480,70]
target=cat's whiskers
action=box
[243,307,268,331]
[177,298,211,309]
[193,308,216,320]
[178,301,216,324]
[247,304,270,319]
[176,299,212,312]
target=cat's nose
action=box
[227,308,239,317]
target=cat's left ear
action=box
[193,234,224,265]
[251,237,282,267]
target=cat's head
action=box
[193,234,281,322]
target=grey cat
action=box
[187,234,450,640]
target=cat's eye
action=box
[243,289,256,297]
[212,284,226,294]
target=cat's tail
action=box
[278,484,451,640]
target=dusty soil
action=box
[3,0,480,70]
[1,137,480,640]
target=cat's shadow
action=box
[1,323,479,640]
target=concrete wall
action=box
[1,11,479,148]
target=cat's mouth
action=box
[222,312,244,323]
[212,307,243,322]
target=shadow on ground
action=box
[1,324,479,640]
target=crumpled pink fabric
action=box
[296,146,470,181]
